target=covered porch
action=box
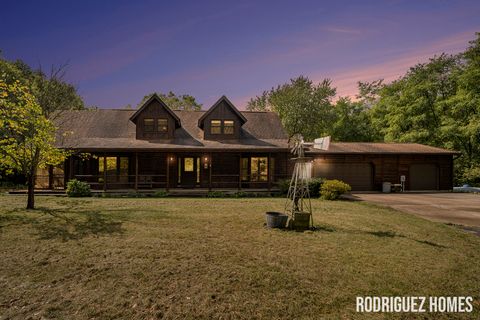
[56,151,291,191]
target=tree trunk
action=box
[27,174,35,210]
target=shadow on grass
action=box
[312,224,448,249]
[0,205,124,241]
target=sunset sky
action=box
[1,0,479,109]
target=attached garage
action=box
[409,164,439,190]
[307,142,457,191]
[313,162,373,191]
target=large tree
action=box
[247,76,336,140]
[0,80,66,209]
[138,91,202,110]
[0,57,85,206]
[368,33,480,184]
[329,97,379,142]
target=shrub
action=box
[308,178,324,197]
[66,179,91,197]
[320,179,351,200]
[153,190,169,198]
[206,191,226,198]
[461,166,480,187]
[277,179,291,195]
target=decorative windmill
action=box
[284,134,313,230]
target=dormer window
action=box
[223,120,234,134]
[158,118,168,133]
[211,120,222,134]
[144,118,154,132]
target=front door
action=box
[179,156,199,188]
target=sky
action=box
[1,0,479,109]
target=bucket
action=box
[265,212,288,228]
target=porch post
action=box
[268,153,272,191]
[103,154,107,192]
[134,152,138,191]
[166,154,170,192]
[69,156,74,180]
[48,165,53,189]
[238,153,242,190]
[209,152,212,191]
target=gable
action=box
[130,94,181,127]
[198,95,246,129]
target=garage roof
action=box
[306,142,459,155]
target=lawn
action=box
[0,195,479,319]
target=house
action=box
[35,94,458,192]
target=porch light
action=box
[169,156,174,162]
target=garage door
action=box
[409,164,439,190]
[313,162,373,191]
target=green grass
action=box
[0,195,479,319]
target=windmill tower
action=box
[284,134,313,230]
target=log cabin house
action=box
[36,94,458,192]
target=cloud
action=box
[322,30,476,98]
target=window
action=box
[211,120,222,134]
[144,118,154,132]
[223,120,234,134]
[251,157,268,182]
[157,118,168,133]
[184,158,194,172]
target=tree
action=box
[329,97,378,142]
[0,57,85,206]
[0,58,84,119]
[247,76,336,140]
[0,80,66,209]
[137,91,202,110]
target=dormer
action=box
[130,94,181,140]
[198,96,247,140]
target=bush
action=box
[277,179,290,195]
[206,191,226,198]
[461,166,480,187]
[153,190,169,198]
[66,179,91,197]
[277,178,324,197]
[308,178,324,197]
[320,179,351,200]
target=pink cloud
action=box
[324,30,475,98]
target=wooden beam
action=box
[238,153,242,190]
[268,153,271,191]
[166,155,170,192]
[103,155,107,192]
[209,152,212,191]
[134,152,138,191]
[48,165,53,189]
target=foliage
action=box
[329,97,379,142]
[153,190,169,198]
[0,80,68,208]
[320,179,351,200]
[277,179,291,195]
[247,76,336,140]
[308,178,325,198]
[0,56,84,208]
[138,91,202,110]
[461,166,480,186]
[66,179,91,197]
[0,58,84,118]
[367,33,480,184]
[206,191,227,198]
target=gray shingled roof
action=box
[54,109,289,151]
[306,142,458,154]
[54,109,457,155]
